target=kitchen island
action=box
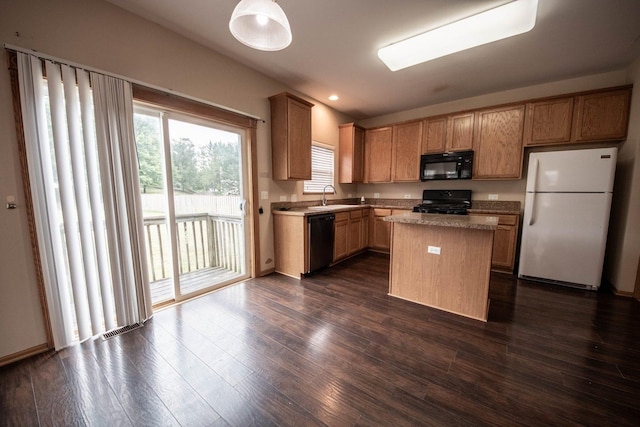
[384,212,498,321]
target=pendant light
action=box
[229,0,292,51]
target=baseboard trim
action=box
[0,343,50,367]
[258,267,275,277]
[612,288,634,297]
[602,278,635,297]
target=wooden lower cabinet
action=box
[348,210,363,255]
[334,209,370,262]
[471,213,519,273]
[333,212,349,262]
[368,208,411,253]
[273,214,307,278]
[361,208,370,248]
[369,209,392,252]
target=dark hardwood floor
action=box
[2,251,640,426]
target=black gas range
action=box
[412,189,472,215]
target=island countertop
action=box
[384,212,498,230]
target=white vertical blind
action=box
[92,72,152,325]
[45,61,94,341]
[18,55,76,346]
[304,143,335,193]
[17,52,151,349]
[78,71,117,331]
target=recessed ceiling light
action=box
[378,0,538,71]
[328,95,339,101]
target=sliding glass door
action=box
[134,107,250,306]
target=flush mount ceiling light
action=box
[328,94,339,101]
[229,0,292,51]
[378,0,538,71]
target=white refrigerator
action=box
[518,147,617,290]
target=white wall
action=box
[0,49,47,359]
[604,56,640,293]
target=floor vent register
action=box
[101,322,144,340]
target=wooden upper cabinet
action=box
[392,121,422,182]
[269,92,313,180]
[338,123,365,183]
[422,113,473,154]
[473,105,525,180]
[572,88,631,142]
[447,112,474,151]
[364,127,393,183]
[523,97,573,146]
[422,116,447,153]
[355,85,630,183]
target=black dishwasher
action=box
[307,213,335,274]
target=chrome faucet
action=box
[322,185,336,206]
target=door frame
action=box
[132,85,260,280]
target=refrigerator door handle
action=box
[528,158,539,226]
[529,193,536,226]
[530,158,539,193]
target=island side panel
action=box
[274,214,307,278]
[389,222,494,321]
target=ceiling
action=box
[105,0,640,120]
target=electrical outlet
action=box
[404,194,411,199]
[488,194,499,200]
[261,191,268,200]
[279,195,287,201]
[428,246,441,255]
[290,194,297,202]
[374,193,380,199]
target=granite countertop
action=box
[272,204,367,216]
[271,198,520,217]
[384,212,498,230]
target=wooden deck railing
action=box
[143,213,244,282]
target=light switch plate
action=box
[374,193,380,199]
[488,194,499,200]
[261,191,268,200]
[279,195,287,201]
[291,194,297,202]
[428,246,441,255]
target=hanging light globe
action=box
[229,0,292,51]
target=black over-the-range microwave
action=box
[420,150,473,181]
